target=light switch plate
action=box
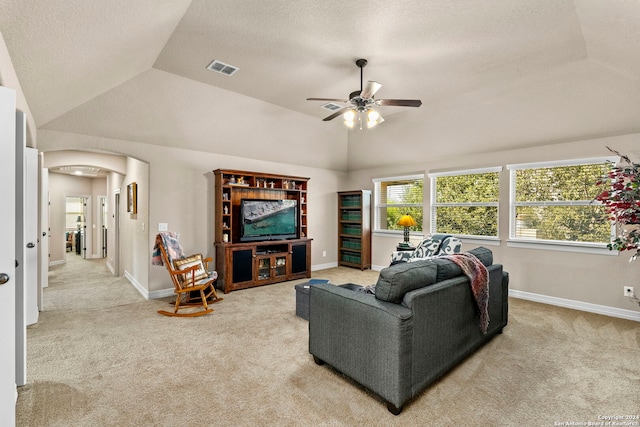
[158,223,168,232]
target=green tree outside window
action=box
[432,171,499,237]
[375,177,423,233]
[512,163,611,244]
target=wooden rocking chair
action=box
[154,233,223,317]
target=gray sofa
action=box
[309,247,509,415]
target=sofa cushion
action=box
[430,247,494,281]
[375,260,438,303]
[431,258,464,281]
[468,247,493,267]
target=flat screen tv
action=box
[240,199,298,242]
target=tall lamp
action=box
[397,215,416,248]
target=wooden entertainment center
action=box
[213,169,311,293]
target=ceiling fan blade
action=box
[323,107,350,121]
[376,99,422,107]
[307,97,349,103]
[360,81,382,99]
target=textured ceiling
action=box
[1,0,639,171]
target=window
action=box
[429,167,501,238]
[508,158,616,246]
[373,174,424,233]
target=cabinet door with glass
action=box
[256,254,288,282]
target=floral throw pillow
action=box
[439,237,462,255]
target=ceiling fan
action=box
[307,59,422,129]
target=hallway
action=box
[44,254,143,311]
[16,255,155,426]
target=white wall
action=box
[0,31,35,147]
[345,132,640,316]
[120,157,149,289]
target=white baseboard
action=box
[123,270,174,300]
[49,260,65,267]
[509,289,640,322]
[371,264,385,272]
[124,270,149,300]
[105,261,115,275]
[312,262,338,271]
[148,288,175,300]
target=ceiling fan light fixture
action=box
[366,109,384,128]
[307,58,421,127]
[343,109,355,121]
[343,109,356,127]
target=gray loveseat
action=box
[309,247,508,415]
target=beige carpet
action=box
[17,255,640,426]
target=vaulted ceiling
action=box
[1,0,639,171]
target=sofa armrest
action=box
[309,284,413,408]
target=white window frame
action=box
[428,166,502,241]
[372,174,424,237]
[506,156,619,255]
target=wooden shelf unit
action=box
[213,169,311,293]
[338,190,371,270]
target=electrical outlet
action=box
[322,251,327,257]
[624,286,634,298]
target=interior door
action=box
[24,146,39,326]
[98,196,107,258]
[0,86,17,426]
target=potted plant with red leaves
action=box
[595,147,640,262]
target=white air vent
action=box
[321,103,343,112]
[206,59,239,76]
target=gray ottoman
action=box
[295,280,331,320]
[295,282,312,320]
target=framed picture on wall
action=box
[127,182,137,214]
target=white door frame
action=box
[0,85,17,426]
[38,163,49,300]
[114,190,120,276]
